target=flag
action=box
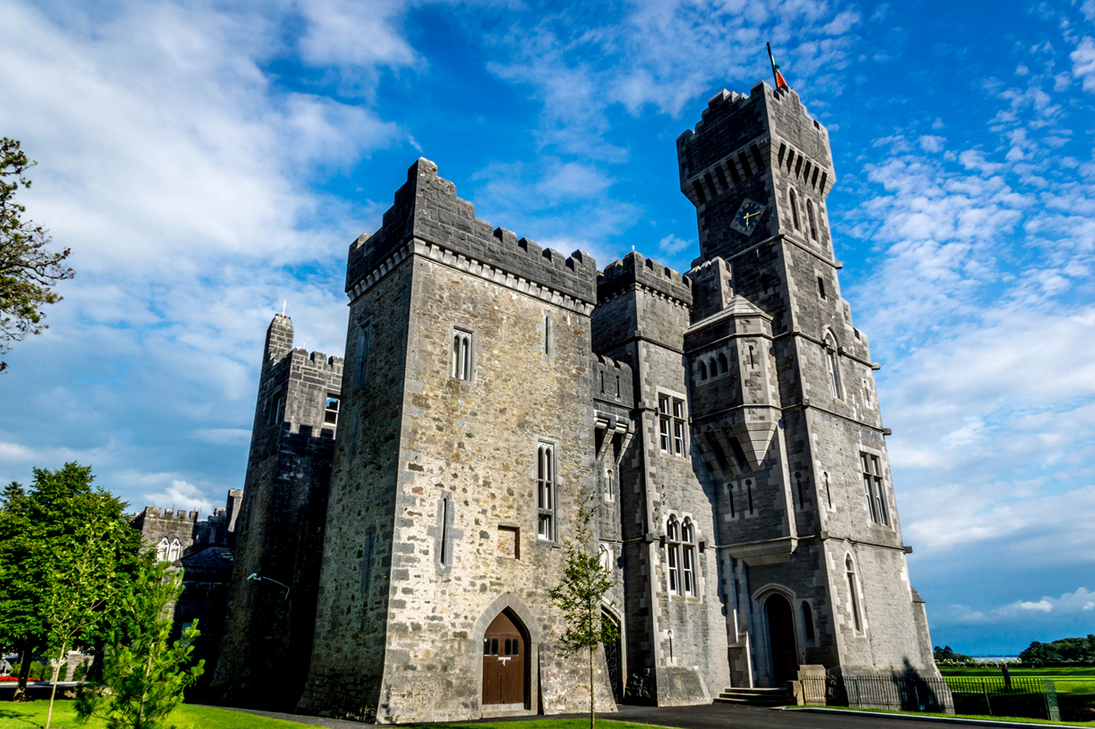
[766,43,789,89]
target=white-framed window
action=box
[666,516,681,595]
[658,395,687,456]
[167,538,182,562]
[157,538,169,562]
[846,555,864,633]
[536,443,556,540]
[861,452,889,525]
[681,518,696,596]
[451,328,473,381]
[324,395,340,427]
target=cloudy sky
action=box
[1,0,1093,655]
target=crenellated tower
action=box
[676,82,939,688]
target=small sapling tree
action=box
[77,562,204,729]
[548,498,618,729]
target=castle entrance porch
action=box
[482,611,527,707]
[766,594,798,686]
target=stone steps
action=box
[713,687,790,706]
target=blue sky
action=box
[1,0,1094,656]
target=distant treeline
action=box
[1020,635,1095,665]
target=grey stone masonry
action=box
[676,81,940,692]
[217,78,944,724]
[213,314,344,710]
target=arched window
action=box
[846,556,863,632]
[452,329,472,380]
[681,518,696,596]
[825,334,840,399]
[801,601,815,642]
[708,358,717,378]
[157,538,169,562]
[168,538,182,562]
[789,189,801,231]
[666,516,681,595]
[717,353,728,375]
[536,443,556,540]
[698,361,707,380]
[806,200,818,241]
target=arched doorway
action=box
[482,611,527,707]
[766,593,798,686]
[601,608,622,702]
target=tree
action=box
[0,137,74,373]
[77,562,204,729]
[0,463,147,721]
[933,645,974,663]
[548,499,618,729]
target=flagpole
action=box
[766,42,779,89]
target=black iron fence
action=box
[799,675,1060,721]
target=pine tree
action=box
[548,498,618,729]
[77,562,204,729]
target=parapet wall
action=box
[347,159,598,305]
[593,354,635,409]
[598,251,693,306]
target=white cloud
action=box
[141,479,215,516]
[658,234,692,255]
[1071,37,1095,92]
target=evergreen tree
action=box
[549,499,618,729]
[0,137,74,372]
[77,562,204,729]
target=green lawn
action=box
[0,703,667,729]
[789,705,1095,726]
[938,667,1095,695]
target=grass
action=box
[789,705,1095,726]
[0,702,309,729]
[938,668,1095,696]
[0,703,668,729]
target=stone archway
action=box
[473,593,541,713]
[482,610,527,706]
[766,593,798,686]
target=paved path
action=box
[204,702,1067,729]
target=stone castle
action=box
[142,80,941,721]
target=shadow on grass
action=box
[0,707,41,728]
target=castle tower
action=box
[592,253,732,705]
[297,159,618,723]
[212,314,344,709]
[676,82,938,685]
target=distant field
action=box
[938,666,1095,695]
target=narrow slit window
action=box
[746,479,754,514]
[807,200,818,240]
[789,189,801,231]
[802,602,815,642]
[818,276,826,300]
[544,314,552,355]
[355,324,370,388]
[846,556,863,632]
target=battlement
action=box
[676,81,835,208]
[137,506,200,522]
[598,251,693,306]
[287,347,343,373]
[347,158,597,305]
[592,354,635,409]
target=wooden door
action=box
[766,594,798,686]
[482,612,525,705]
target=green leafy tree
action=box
[77,562,204,729]
[0,463,147,722]
[1020,635,1095,664]
[0,137,74,373]
[933,645,974,663]
[548,499,618,729]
